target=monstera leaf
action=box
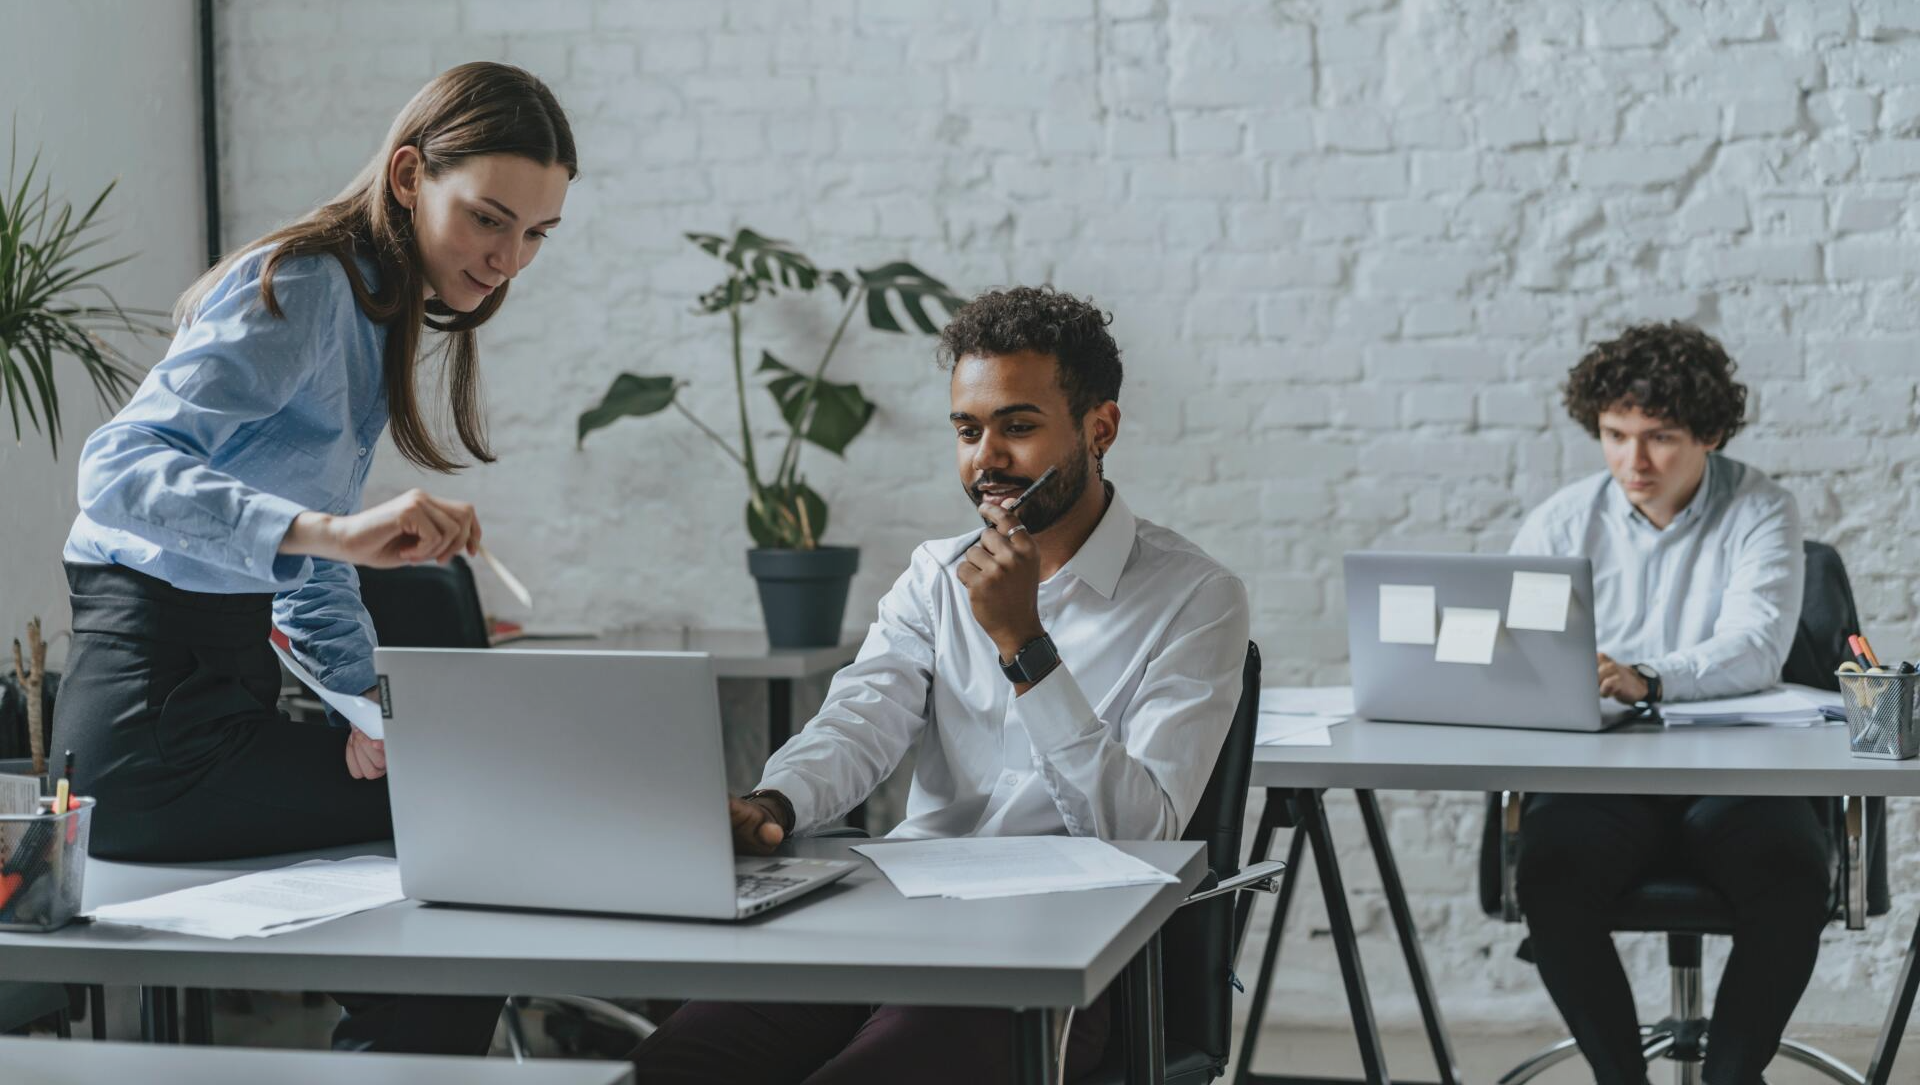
[575,373,679,447]
[689,229,819,291]
[758,351,874,456]
[827,260,964,334]
[748,479,829,550]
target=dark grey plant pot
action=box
[748,546,860,649]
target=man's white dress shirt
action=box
[758,488,1251,841]
[1508,453,1804,702]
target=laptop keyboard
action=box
[736,873,806,902]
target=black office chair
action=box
[1479,540,1890,1085]
[1087,641,1283,1084]
[355,556,491,649]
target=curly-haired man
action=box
[1509,322,1819,1085]
[634,287,1250,1083]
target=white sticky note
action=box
[1434,607,1501,665]
[1506,571,1572,633]
[1379,584,1437,645]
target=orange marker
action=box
[1858,634,1884,670]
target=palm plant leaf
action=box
[0,131,164,454]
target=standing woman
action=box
[54,62,574,1052]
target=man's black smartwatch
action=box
[1631,663,1662,705]
[1001,633,1062,686]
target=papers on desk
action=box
[1256,686,1353,747]
[852,837,1177,900]
[1659,685,1844,728]
[0,774,39,816]
[272,642,385,739]
[87,856,403,939]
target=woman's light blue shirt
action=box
[64,247,391,696]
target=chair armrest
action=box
[1182,860,1287,906]
[1843,795,1866,931]
[1500,790,1524,923]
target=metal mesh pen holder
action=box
[1837,670,1920,760]
[0,797,92,932]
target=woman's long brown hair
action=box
[177,62,577,472]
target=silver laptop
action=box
[375,648,854,920]
[1343,552,1642,732]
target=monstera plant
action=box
[579,228,962,646]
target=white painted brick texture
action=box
[218,0,1920,1032]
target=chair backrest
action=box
[355,557,491,649]
[1782,540,1862,692]
[1159,641,1261,1067]
[1479,539,1888,919]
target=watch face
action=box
[1020,636,1060,672]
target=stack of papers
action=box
[1660,685,1844,728]
[1256,686,1354,747]
[852,837,1177,900]
[87,856,403,939]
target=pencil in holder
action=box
[1836,669,1920,761]
[0,796,92,932]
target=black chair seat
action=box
[1606,876,1735,935]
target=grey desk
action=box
[0,838,1205,1084]
[1240,718,1920,1085]
[0,1035,634,1084]
[524,628,863,752]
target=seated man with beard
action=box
[632,285,1250,1084]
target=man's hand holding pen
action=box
[957,497,1047,669]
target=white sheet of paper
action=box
[1661,684,1843,727]
[272,642,385,739]
[1434,607,1501,665]
[1506,571,1573,632]
[1378,584,1437,645]
[88,856,403,939]
[1258,686,1355,718]
[851,836,1177,900]
[1270,725,1332,746]
[1257,713,1348,746]
[0,773,39,816]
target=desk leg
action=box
[1012,1006,1063,1085]
[1121,932,1167,1085]
[1234,825,1307,1084]
[140,986,179,1043]
[1357,791,1460,1085]
[1301,788,1393,1084]
[183,988,213,1044]
[1867,907,1920,1085]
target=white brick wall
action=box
[217,0,1920,1033]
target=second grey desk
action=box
[0,838,1205,1085]
[0,1035,633,1084]
[1245,719,1920,1085]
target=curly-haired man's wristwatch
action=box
[1631,663,1662,705]
[743,788,795,835]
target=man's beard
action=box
[965,447,1094,536]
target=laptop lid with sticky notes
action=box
[1344,552,1635,732]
